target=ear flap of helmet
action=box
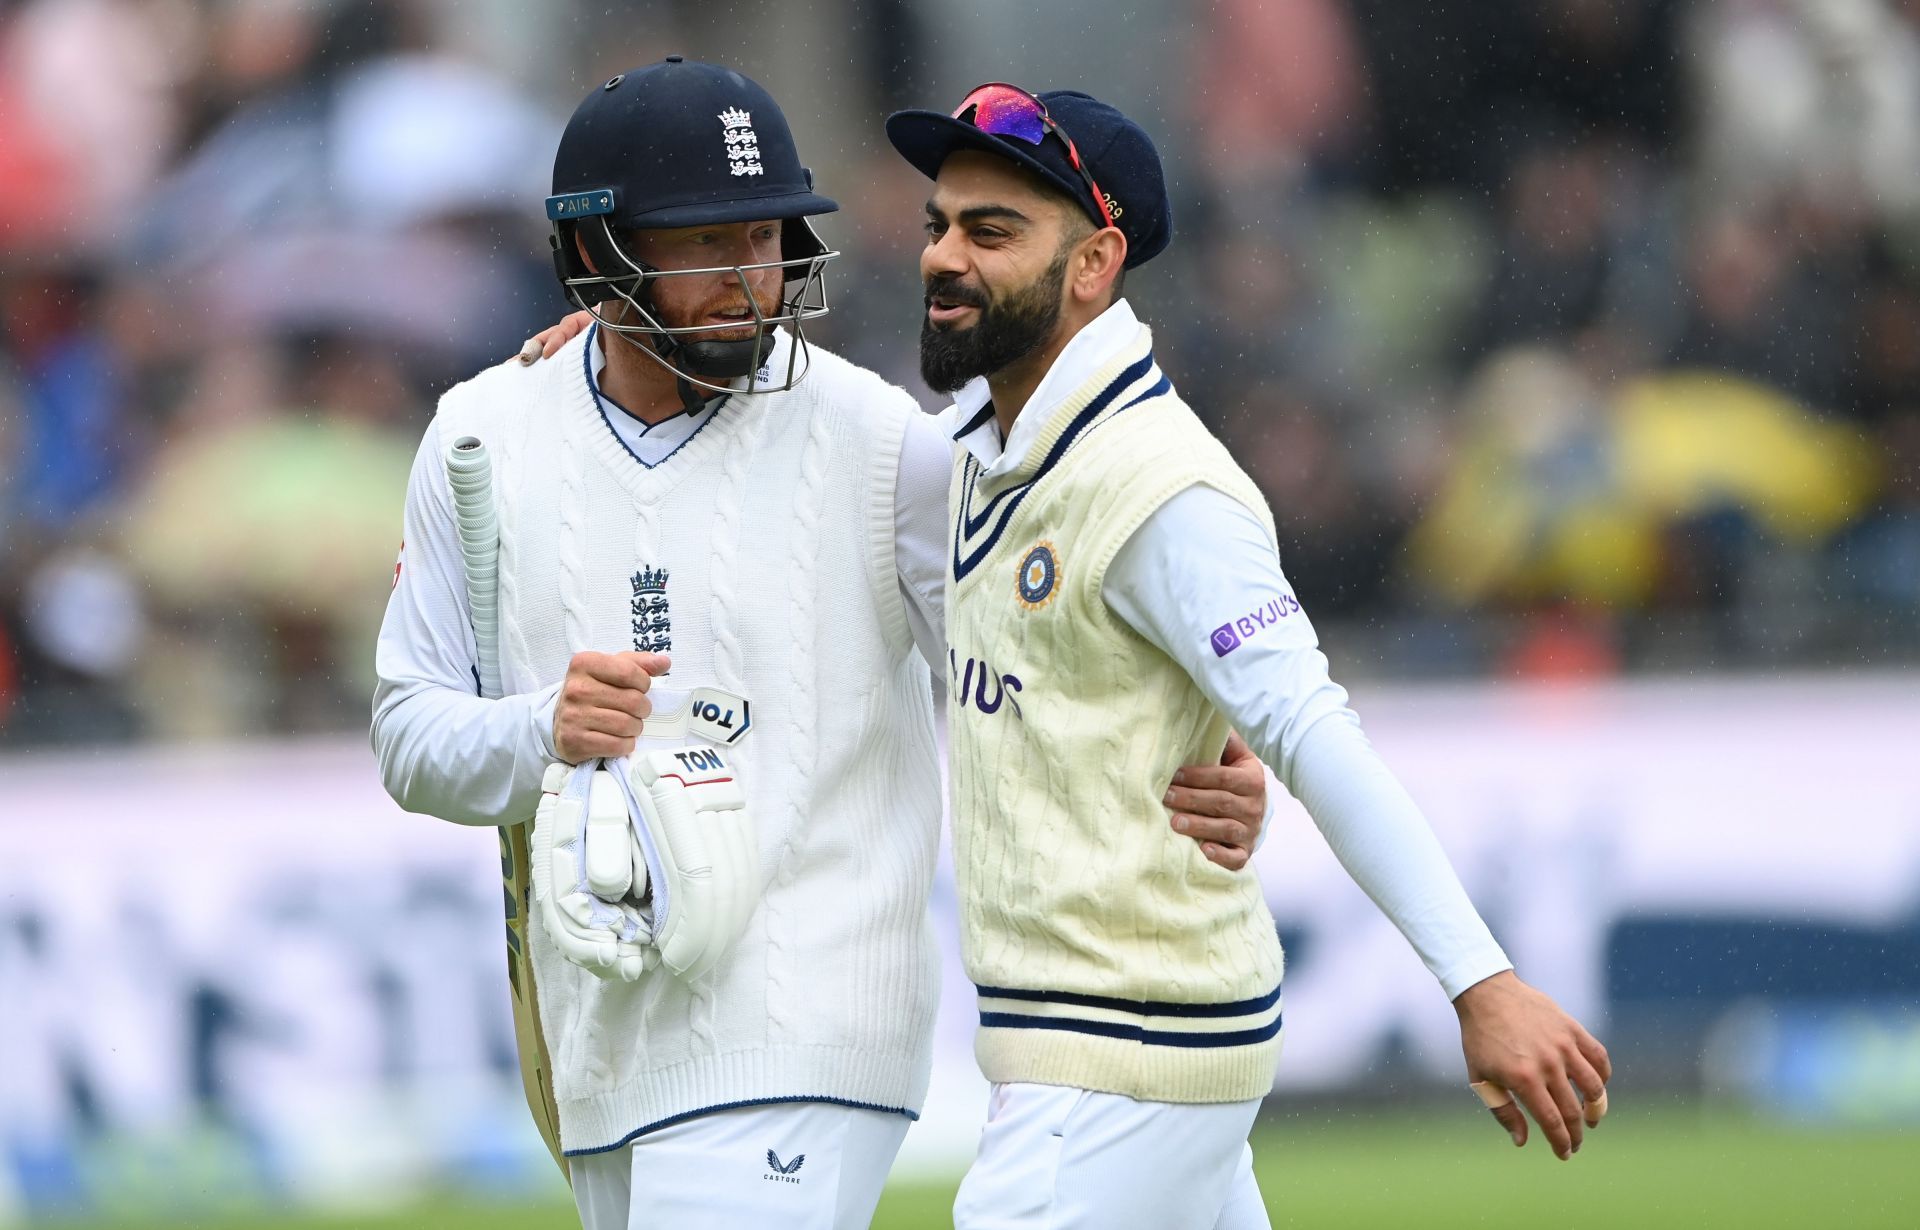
[779,168,829,276]
[780,215,828,274]
[552,216,650,309]
[550,222,591,304]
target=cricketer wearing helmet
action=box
[372,59,1271,1230]
[884,86,1614,1228]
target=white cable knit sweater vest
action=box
[435,329,941,1155]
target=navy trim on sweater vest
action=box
[583,323,727,472]
[973,980,1282,1019]
[976,1011,1284,1049]
[974,979,1283,1049]
[950,352,1157,582]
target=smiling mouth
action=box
[699,308,765,336]
[926,294,982,325]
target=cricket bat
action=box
[447,435,568,1181]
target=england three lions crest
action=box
[719,108,763,177]
[631,566,672,655]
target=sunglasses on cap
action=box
[951,82,1118,232]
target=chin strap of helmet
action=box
[593,311,730,416]
[675,373,718,416]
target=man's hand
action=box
[553,651,670,764]
[516,310,596,364]
[1164,730,1267,872]
[1455,970,1611,1160]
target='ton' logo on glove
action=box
[672,748,727,776]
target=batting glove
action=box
[531,762,656,982]
[607,742,760,982]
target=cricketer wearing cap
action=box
[885,86,1614,1229]
[374,60,1271,1230]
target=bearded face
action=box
[919,243,1071,394]
[605,220,790,377]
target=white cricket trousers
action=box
[568,1101,912,1230]
[953,1083,1272,1230]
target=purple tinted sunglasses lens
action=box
[958,87,1048,145]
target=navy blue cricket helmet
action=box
[547,57,840,393]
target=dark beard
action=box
[605,278,783,379]
[919,248,1069,394]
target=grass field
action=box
[37,1103,1920,1229]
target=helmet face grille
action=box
[555,215,834,396]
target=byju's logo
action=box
[765,1149,805,1184]
[950,649,1024,719]
[1210,593,1304,657]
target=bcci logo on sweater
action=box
[1015,542,1059,610]
[631,566,672,655]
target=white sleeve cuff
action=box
[532,680,563,763]
[1257,762,1280,853]
[1440,957,1518,1004]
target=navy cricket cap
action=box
[550,56,838,230]
[885,88,1172,269]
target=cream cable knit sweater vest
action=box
[945,327,1286,1104]
[437,329,941,1154]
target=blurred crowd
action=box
[1,0,1915,748]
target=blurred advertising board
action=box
[1254,675,1920,1096]
[2,675,1916,1219]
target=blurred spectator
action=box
[1406,347,1879,612]
[1168,216,1339,413]
[114,330,414,738]
[0,73,74,247]
[1185,0,1368,195]
[1831,408,1920,614]
[1467,133,1681,369]
[2,0,1918,745]
[1218,380,1410,619]
[2,547,146,745]
[2,0,196,240]
[1690,0,1920,218]
[1,265,136,537]
[1346,0,1682,195]
[1664,200,1865,413]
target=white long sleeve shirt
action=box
[933,299,1512,1000]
